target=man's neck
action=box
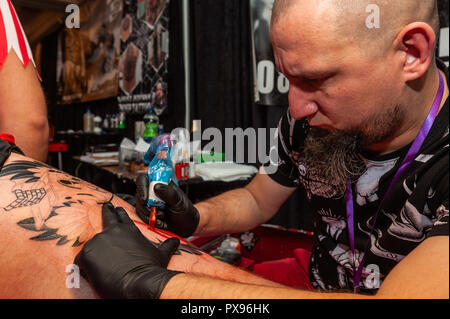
[365,68,449,156]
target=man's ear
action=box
[394,22,436,82]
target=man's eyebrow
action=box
[273,53,337,79]
[291,69,337,79]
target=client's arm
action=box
[0,52,49,162]
[0,152,282,299]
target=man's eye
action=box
[307,78,321,84]
[307,77,326,83]
[306,76,333,86]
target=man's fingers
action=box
[155,219,168,230]
[115,206,134,226]
[155,209,168,229]
[136,174,149,202]
[136,209,150,224]
[74,247,92,281]
[102,203,136,229]
[102,203,120,229]
[158,237,180,258]
[74,251,83,271]
[154,182,181,207]
[156,208,166,221]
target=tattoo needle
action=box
[149,206,157,229]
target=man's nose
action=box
[288,85,319,120]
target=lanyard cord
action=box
[346,72,445,292]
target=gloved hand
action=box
[135,174,200,238]
[74,203,181,299]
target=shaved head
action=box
[272,0,439,57]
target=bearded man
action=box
[75,0,449,299]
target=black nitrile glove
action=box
[74,203,181,299]
[135,174,200,238]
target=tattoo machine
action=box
[144,134,178,229]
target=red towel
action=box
[252,248,313,290]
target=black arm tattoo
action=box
[0,160,53,182]
[0,160,113,247]
[4,188,46,211]
[0,160,204,256]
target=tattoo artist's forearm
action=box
[195,188,261,236]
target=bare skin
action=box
[195,170,297,237]
[0,51,49,162]
[0,152,283,299]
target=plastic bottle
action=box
[114,113,119,129]
[93,116,102,134]
[143,107,159,144]
[83,107,94,132]
[83,109,89,132]
[109,114,115,129]
[111,113,119,129]
[118,112,126,130]
[103,115,110,130]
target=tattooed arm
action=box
[0,152,282,299]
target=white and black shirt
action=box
[266,61,449,294]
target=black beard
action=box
[299,127,366,199]
[298,104,404,199]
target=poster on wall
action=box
[250,0,289,107]
[56,0,122,104]
[117,0,170,115]
[437,0,449,66]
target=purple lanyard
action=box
[346,72,445,292]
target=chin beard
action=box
[299,127,366,199]
[298,104,403,199]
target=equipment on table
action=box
[195,162,258,182]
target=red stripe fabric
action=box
[6,0,29,67]
[0,133,15,145]
[0,8,8,69]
